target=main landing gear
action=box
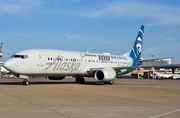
[104,81,114,85]
[22,79,29,86]
[76,77,85,84]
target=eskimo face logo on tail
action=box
[137,37,142,42]
[136,37,142,55]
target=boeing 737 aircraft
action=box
[152,67,180,79]
[5,25,180,85]
[4,25,145,85]
[152,67,173,79]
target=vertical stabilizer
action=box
[118,25,144,75]
[124,25,144,66]
[152,67,160,76]
[130,25,144,61]
[152,67,156,74]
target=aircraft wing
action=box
[139,57,175,62]
[87,64,180,72]
[164,74,173,78]
[113,64,180,70]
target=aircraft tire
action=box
[80,78,85,84]
[75,77,80,83]
[109,81,114,85]
[22,79,29,86]
[76,77,84,84]
[104,81,114,85]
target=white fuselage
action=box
[158,73,173,78]
[4,49,133,77]
[173,74,180,79]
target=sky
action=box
[0,0,180,63]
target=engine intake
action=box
[94,68,116,82]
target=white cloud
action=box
[10,31,29,37]
[166,29,180,34]
[146,37,178,41]
[41,38,60,42]
[71,2,180,25]
[100,40,114,44]
[63,34,87,41]
[0,0,41,14]
[2,1,180,25]
[144,42,180,54]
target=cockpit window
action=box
[11,54,28,59]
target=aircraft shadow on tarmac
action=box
[0,81,100,85]
[0,81,158,86]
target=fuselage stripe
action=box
[140,29,144,35]
[132,47,137,58]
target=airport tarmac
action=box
[0,77,180,118]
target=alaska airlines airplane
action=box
[4,25,145,85]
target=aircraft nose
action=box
[4,59,15,72]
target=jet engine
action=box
[94,68,116,82]
[47,76,65,80]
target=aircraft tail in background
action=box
[152,67,160,76]
[152,67,173,79]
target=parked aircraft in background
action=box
[173,74,180,79]
[152,67,180,79]
[1,66,9,74]
[152,67,173,79]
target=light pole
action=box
[0,43,3,77]
[152,55,154,79]
[152,55,154,65]
[1,43,3,62]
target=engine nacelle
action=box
[94,68,116,82]
[47,76,65,80]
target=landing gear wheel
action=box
[76,77,85,84]
[22,79,29,86]
[104,81,114,85]
[109,81,114,85]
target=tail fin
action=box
[152,67,157,74]
[152,67,160,76]
[123,25,144,66]
[130,25,144,61]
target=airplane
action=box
[1,66,9,74]
[152,67,180,80]
[173,74,180,79]
[4,25,180,85]
[4,25,145,85]
[152,67,173,79]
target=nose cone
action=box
[4,59,15,72]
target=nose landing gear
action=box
[22,79,29,85]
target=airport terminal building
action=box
[119,57,180,79]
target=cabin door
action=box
[36,52,45,66]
